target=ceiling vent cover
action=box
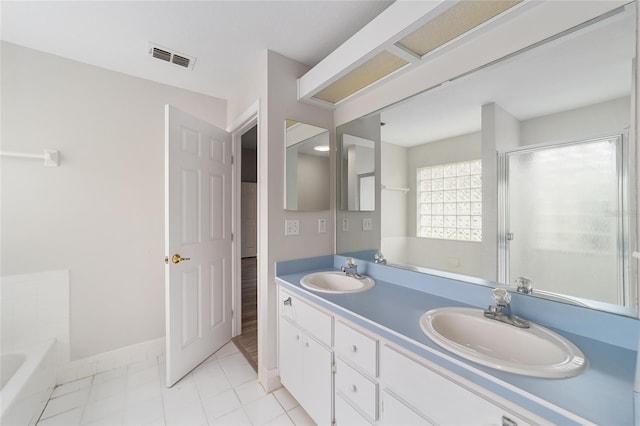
[148,42,196,70]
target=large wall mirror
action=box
[285,120,330,211]
[336,2,638,317]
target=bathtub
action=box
[0,339,57,426]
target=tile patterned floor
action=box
[37,342,314,426]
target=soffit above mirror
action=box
[299,0,629,110]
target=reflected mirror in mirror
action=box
[336,2,638,317]
[285,120,330,211]
[340,134,376,211]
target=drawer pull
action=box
[351,345,358,352]
[350,384,358,392]
[283,297,292,306]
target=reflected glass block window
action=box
[417,160,482,241]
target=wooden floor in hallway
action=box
[232,256,258,371]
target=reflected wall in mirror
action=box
[285,120,330,211]
[336,2,638,317]
[340,134,376,211]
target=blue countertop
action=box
[276,258,637,425]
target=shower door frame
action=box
[497,133,633,308]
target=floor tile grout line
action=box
[37,374,95,424]
[37,342,296,426]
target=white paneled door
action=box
[164,105,233,387]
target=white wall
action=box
[1,270,69,366]
[228,50,335,390]
[380,142,408,264]
[1,42,227,360]
[520,96,631,146]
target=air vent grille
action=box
[172,54,190,68]
[148,42,195,70]
[152,47,172,62]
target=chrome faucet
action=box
[341,257,364,279]
[374,252,387,265]
[484,288,530,328]
[514,276,533,295]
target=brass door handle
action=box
[172,254,191,264]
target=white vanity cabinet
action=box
[278,288,333,425]
[277,284,546,426]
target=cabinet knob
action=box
[305,342,310,348]
[283,297,292,306]
[351,345,358,352]
[350,384,358,392]
[295,334,300,341]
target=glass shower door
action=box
[503,136,623,305]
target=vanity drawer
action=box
[279,288,332,346]
[335,358,378,421]
[335,320,377,377]
[335,393,372,426]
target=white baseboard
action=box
[56,338,165,385]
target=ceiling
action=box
[380,3,635,147]
[0,1,393,101]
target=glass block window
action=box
[417,160,482,241]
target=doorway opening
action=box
[233,124,258,370]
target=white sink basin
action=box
[300,271,375,294]
[420,307,587,378]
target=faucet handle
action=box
[345,257,356,268]
[491,287,511,306]
[514,276,533,294]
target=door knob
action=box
[171,254,191,264]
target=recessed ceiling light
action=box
[314,145,330,152]
[396,1,522,57]
[312,50,409,104]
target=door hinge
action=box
[231,232,234,241]
[231,155,234,165]
[332,362,336,374]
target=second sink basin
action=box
[420,307,587,378]
[300,271,375,294]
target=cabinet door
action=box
[279,318,304,401]
[381,346,532,426]
[380,390,432,426]
[303,335,333,426]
